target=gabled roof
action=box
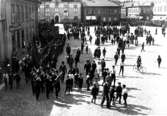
[82,0,121,7]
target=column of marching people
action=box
[0,24,163,109]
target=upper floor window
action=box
[64,10,69,16]
[11,4,15,24]
[74,4,78,12]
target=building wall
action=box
[122,0,167,20]
[0,0,39,62]
[58,2,81,23]
[83,6,121,23]
[153,0,167,17]
[0,0,7,61]
[38,1,81,23]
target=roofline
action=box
[83,5,121,7]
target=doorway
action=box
[55,15,59,24]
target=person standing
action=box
[111,66,116,86]
[122,84,128,106]
[84,60,91,75]
[157,55,162,68]
[78,73,83,91]
[15,73,21,89]
[114,52,119,65]
[3,72,9,91]
[103,48,106,58]
[141,42,145,52]
[35,76,41,100]
[46,74,52,99]
[109,85,116,106]
[121,53,126,63]
[8,73,13,90]
[86,74,91,91]
[101,59,106,73]
[91,60,97,74]
[66,43,71,56]
[54,77,60,98]
[119,62,124,76]
[101,82,110,108]
[81,42,84,54]
[89,35,92,44]
[85,45,89,54]
[116,82,122,104]
[59,61,67,82]
[91,83,99,104]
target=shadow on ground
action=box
[109,104,151,115]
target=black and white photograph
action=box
[0,0,167,116]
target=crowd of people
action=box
[0,23,164,109]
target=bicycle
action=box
[133,64,146,73]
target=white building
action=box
[121,0,167,21]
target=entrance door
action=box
[55,15,59,23]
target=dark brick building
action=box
[82,0,121,25]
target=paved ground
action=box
[0,26,167,116]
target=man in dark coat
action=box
[101,59,106,73]
[157,55,162,68]
[54,77,60,98]
[121,53,126,63]
[114,52,119,65]
[66,44,71,56]
[15,73,21,89]
[35,76,41,100]
[116,82,122,104]
[91,60,97,74]
[84,60,91,75]
[91,83,99,104]
[59,61,67,82]
[101,82,110,108]
[78,73,83,91]
[103,47,106,58]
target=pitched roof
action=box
[82,0,121,7]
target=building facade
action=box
[82,0,121,25]
[38,0,82,23]
[0,0,39,62]
[0,0,7,61]
[122,0,167,21]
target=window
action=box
[16,5,19,23]
[25,5,28,21]
[29,6,31,20]
[11,4,15,24]
[114,9,118,14]
[87,9,92,15]
[21,5,24,22]
[55,7,59,12]
[108,17,111,21]
[103,17,106,22]
[64,10,68,16]
[74,5,78,12]
[98,9,100,14]
[74,8,78,12]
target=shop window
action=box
[11,4,15,24]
